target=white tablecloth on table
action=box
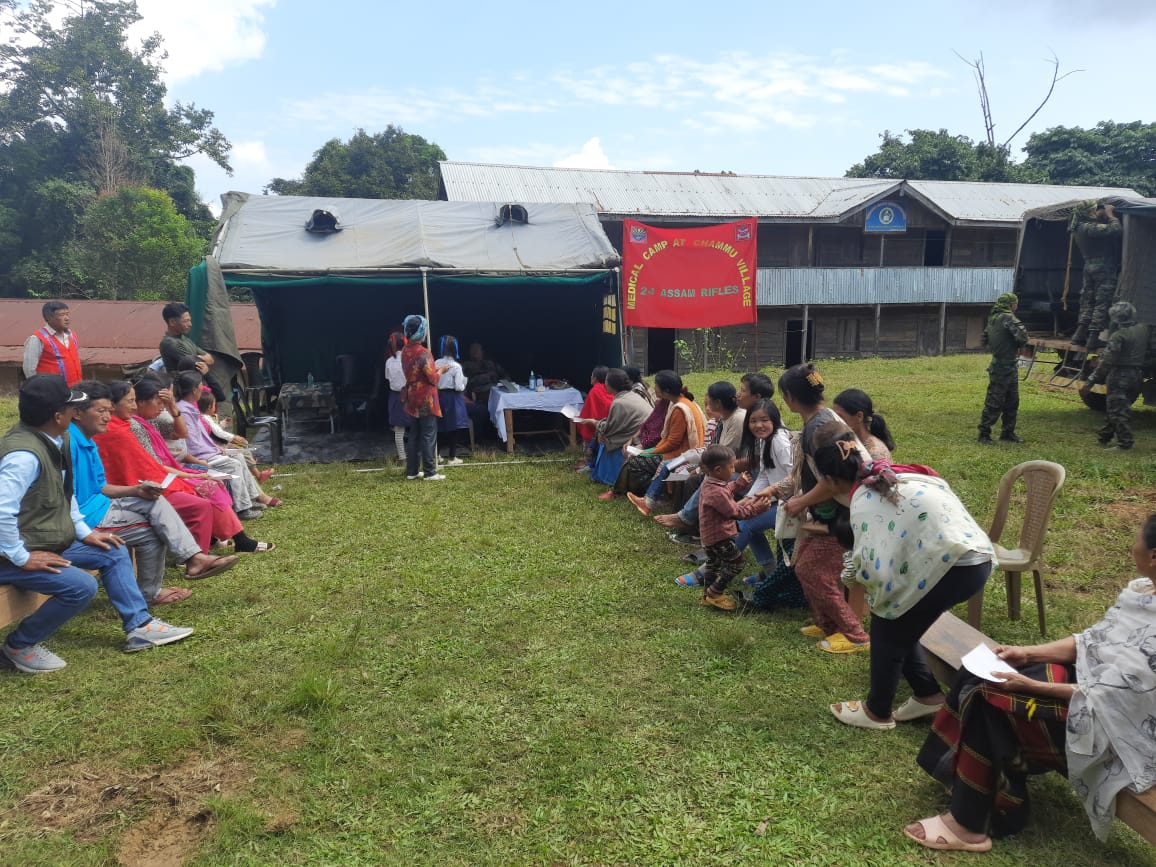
[488,386,584,442]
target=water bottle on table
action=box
[528,370,535,390]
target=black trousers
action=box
[866,561,991,719]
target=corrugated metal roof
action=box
[440,162,1137,225]
[439,162,896,220]
[757,267,1009,306]
[0,299,261,365]
[906,180,1140,226]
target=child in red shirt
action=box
[698,444,770,611]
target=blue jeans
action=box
[406,413,439,476]
[0,541,148,648]
[644,461,675,501]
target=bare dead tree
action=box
[82,117,139,195]
[954,50,1083,148]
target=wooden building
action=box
[440,164,1136,372]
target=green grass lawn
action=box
[0,355,1154,865]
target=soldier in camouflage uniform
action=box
[1069,201,1123,351]
[1081,301,1150,451]
[978,292,1030,445]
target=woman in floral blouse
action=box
[401,315,443,481]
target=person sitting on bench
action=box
[0,376,194,672]
[905,513,1156,852]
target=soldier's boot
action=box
[1070,323,1089,346]
[977,429,995,445]
[999,432,1024,444]
[1087,335,1107,352]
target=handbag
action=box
[775,502,800,541]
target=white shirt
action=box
[747,428,792,497]
[22,327,73,378]
[436,358,467,391]
[0,436,92,566]
[385,353,406,391]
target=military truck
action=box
[1013,196,1156,409]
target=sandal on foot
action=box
[257,468,275,483]
[152,587,192,605]
[741,573,761,587]
[597,491,617,501]
[185,554,238,580]
[893,696,945,722]
[799,624,825,638]
[818,633,870,654]
[680,549,707,566]
[675,571,702,587]
[829,700,895,730]
[903,815,992,853]
[264,497,283,507]
[700,591,736,612]
[240,540,276,554]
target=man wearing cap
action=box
[1069,201,1123,351]
[977,292,1029,445]
[70,380,238,605]
[1081,301,1150,451]
[22,301,82,386]
[0,375,194,673]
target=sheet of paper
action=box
[560,404,582,420]
[961,643,1009,683]
[667,469,693,481]
[207,469,237,481]
[161,472,176,489]
[625,445,644,457]
[665,453,688,470]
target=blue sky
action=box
[125,0,1155,211]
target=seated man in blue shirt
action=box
[0,375,194,673]
[70,380,238,606]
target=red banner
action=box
[621,218,758,329]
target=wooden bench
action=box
[920,612,1156,845]
[0,584,48,632]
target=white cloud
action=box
[132,0,275,83]
[553,138,613,169]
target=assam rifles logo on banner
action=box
[621,218,758,329]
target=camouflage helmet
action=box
[1108,300,1137,326]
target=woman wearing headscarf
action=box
[977,291,1029,445]
[904,514,1156,852]
[401,315,443,481]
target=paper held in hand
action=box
[560,404,582,420]
[138,472,177,491]
[961,643,1009,683]
[207,469,238,481]
[625,444,645,457]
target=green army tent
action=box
[187,193,624,392]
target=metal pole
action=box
[939,301,947,356]
[420,267,431,344]
[874,303,882,355]
[802,303,810,362]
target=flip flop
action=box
[818,633,871,654]
[893,696,945,722]
[257,469,275,483]
[800,624,825,638]
[264,498,283,507]
[829,700,895,730]
[903,815,992,853]
[152,587,192,605]
[597,491,617,501]
[675,572,702,587]
[741,573,761,587]
[681,550,707,566]
[185,554,238,580]
[240,540,276,554]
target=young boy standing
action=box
[697,444,770,611]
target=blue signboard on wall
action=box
[865,201,907,233]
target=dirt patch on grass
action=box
[13,755,251,865]
[1102,487,1156,527]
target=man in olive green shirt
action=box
[159,302,226,402]
[978,292,1029,445]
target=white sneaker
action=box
[2,642,67,673]
[424,473,446,481]
[406,474,420,480]
[444,457,464,466]
[123,619,194,653]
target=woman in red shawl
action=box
[575,365,613,471]
[98,381,274,553]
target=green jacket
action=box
[1089,322,1151,385]
[1071,213,1122,265]
[985,311,1029,367]
[0,424,77,555]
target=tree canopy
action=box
[0,0,229,299]
[1020,121,1156,197]
[266,126,447,200]
[846,129,1031,183]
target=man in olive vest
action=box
[1081,301,1150,451]
[0,375,193,673]
[978,292,1030,445]
[1069,202,1123,351]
